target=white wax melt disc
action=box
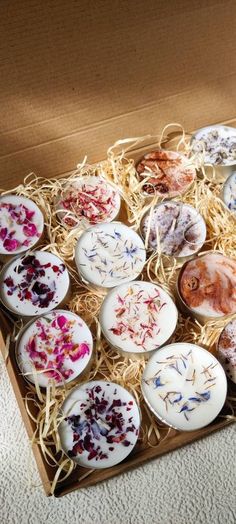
[0,194,44,255]
[135,149,196,197]
[75,222,146,288]
[100,281,178,355]
[141,201,206,257]
[58,381,141,469]
[142,342,227,431]
[56,175,121,229]
[0,250,70,316]
[217,319,236,384]
[223,172,236,213]
[192,125,236,166]
[178,252,236,319]
[16,310,93,388]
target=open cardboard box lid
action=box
[1,0,236,186]
[0,0,235,496]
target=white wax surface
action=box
[58,381,141,468]
[142,343,227,431]
[223,172,236,212]
[0,194,44,255]
[0,251,70,316]
[100,281,178,354]
[141,201,206,257]
[179,252,236,318]
[75,222,146,288]
[192,125,236,166]
[16,310,93,388]
[56,175,121,228]
[218,319,236,384]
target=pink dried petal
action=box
[62,368,74,379]
[3,237,20,252]
[55,353,65,365]
[61,342,74,352]
[0,227,7,240]
[23,223,37,237]
[23,239,31,246]
[25,208,35,221]
[69,342,90,362]
[57,315,67,329]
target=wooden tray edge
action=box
[54,418,233,497]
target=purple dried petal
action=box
[32,281,50,295]
[4,276,14,287]
[88,449,98,460]
[122,440,131,447]
[22,255,36,266]
[83,434,94,452]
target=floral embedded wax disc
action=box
[0,251,70,316]
[217,319,236,384]
[58,381,141,468]
[140,201,206,257]
[223,172,236,212]
[142,342,227,431]
[0,194,44,255]
[16,310,93,388]
[192,125,236,166]
[75,222,146,288]
[56,175,121,228]
[100,281,178,355]
[178,252,236,319]
[135,149,196,197]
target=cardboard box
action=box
[0,0,235,496]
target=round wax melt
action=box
[223,172,236,212]
[0,194,44,256]
[217,319,236,383]
[58,381,141,468]
[136,149,196,197]
[56,175,121,228]
[75,222,146,288]
[140,201,206,257]
[192,125,236,166]
[178,252,236,320]
[100,281,178,356]
[0,250,70,316]
[142,342,227,431]
[16,310,93,388]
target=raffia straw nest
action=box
[1,124,235,494]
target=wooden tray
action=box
[0,266,234,497]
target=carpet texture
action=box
[0,356,235,524]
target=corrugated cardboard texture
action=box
[0,0,236,185]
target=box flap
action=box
[0,0,236,186]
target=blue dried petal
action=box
[179,404,194,413]
[171,393,183,403]
[197,391,211,401]
[153,376,164,388]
